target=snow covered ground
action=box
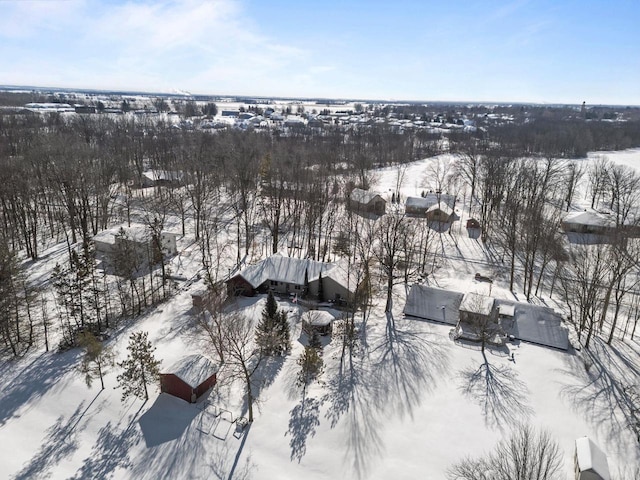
[589,147,640,172]
[1,151,639,479]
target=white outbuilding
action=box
[574,437,611,480]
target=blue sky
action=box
[0,0,638,104]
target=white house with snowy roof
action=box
[226,255,357,303]
[93,224,177,266]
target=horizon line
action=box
[1,84,638,109]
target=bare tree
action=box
[0,238,32,356]
[563,160,585,212]
[447,424,563,480]
[588,155,610,209]
[475,149,513,242]
[219,312,264,423]
[607,163,640,227]
[460,294,500,354]
[374,209,414,313]
[560,244,608,349]
[454,140,483,216]
[198,286,228,364]
[598,236,639,343]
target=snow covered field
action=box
[1,150,639,479]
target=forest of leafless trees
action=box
[1,99,640,360]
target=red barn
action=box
[160,355,219,403]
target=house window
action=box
[270,280,278,286]
[294,285,300,290]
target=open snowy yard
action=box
[0,279,638,479]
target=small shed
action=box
[302,310,334,336]
[191,288,209,309]
[574,437,611,480]
[466,218,480,229]
[160,355,219,403]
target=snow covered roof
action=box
[563,211,615,227]
[403,284,462,325]
[497,300,569,350]
[405,194,455,210]
[92,224,175,245]
[163,355,219,389]
[406,196,432,209]
[426,203,454,216]
[405,285,568,350]
[304,310,334,327]
[460,293,494,316]
[350,188,384,205]
[575,437,611,480]
[93,229,118,246]
[142,170,184,182]
[498,304,515,317]
[233,255,356,293]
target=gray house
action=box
[349,188,386,215]
[404,285,569,350]
[226,255,356,303]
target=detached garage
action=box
[160,355,219,403]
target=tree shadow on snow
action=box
[558,338,640,461]
[286,392,321,463]
[0,350,81,427]
[458,352,532,431]
[239,355,285,421]
[321,312,450,479]
[373,312,450,420]
[203,424,255,480]
[71,400,146,479]
[321,352,384,480]
[14,393,103,480]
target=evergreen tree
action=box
[303,268,309,298]
[0,240,30,356]
[264,290,278,320]
[317,272,324,302]
[78,331,114,390]
[255,291,290,355]
[117,331,161,401]
[52,246,97,348]
[308,328,322,350]
[255,291,277,354]
[275,310,291,354]
[297,329,323,388]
